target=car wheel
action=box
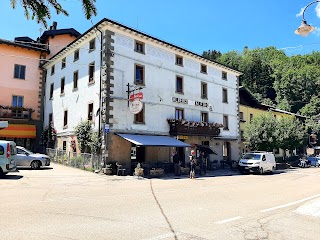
[259,167,264,175]
[30,160,40,170]
[0,168,4,178]
[239,169,245,174]
[270,166,275,174]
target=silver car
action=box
[16,146,50,169]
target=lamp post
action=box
[295,1,320,36]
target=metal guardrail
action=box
[46,148,102,172]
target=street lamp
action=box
[295,1,320,36]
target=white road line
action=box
[260,193,320,213]
[215,216,243,224]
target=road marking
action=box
[294,199,320,217]
[260,194,320,213]
[215,216,243,224]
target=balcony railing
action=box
[0,107,33,120]
[167,119,223,137]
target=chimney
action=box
[53,21,57,30]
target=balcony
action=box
[0,107,33,120]
[167,119,223,137]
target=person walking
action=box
[189,156,196,179]
[173,151,181,176]
[198,151,206,176]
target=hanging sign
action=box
[129,100,143,114]
[130,92,143,102]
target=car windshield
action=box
[19,147,33,155]
[242,153,261,160]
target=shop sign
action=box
[177,135,188,140]
[129,92,143,102]
[172,97,210,108]
[129,100,143,114]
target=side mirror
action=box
[262,157,266,161]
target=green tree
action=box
[299,95,320,117]
[244,112,278,151]
[275,116,306,157]
[10,0,97,27]
[74,120,99,153]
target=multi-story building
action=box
[43,18,242,172]
[0,22,80,151]
[239,86,305,157]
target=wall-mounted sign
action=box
[177,135,188,140]
[129,100,143,114]
[171,97,210,109]
[130,92,143,102]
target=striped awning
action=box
[0,124,36,138]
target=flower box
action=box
[149,168,164,177]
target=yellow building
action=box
[239,86,305,157]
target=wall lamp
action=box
[295,1,320,36]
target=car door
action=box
[16,148,29,166]
[261,154,269,171]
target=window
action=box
[88,103,94,121]
[14,64,26,79]
[175,55,183,66]
[222,88,228,103]
[222,71,227,80]
[134,107,144,124]
[89,62,95,83]
[201,112,208,122]
[74,49,79,61]
[135,64,144,85]
[89,39,96,52]
[73,71,78,90]
[175,108,184,120]
[12,96,23,107]
[60,77,65,95]
[51,65,55,75]
[201,64,207,74]
[63,141,67,150]
[49,113,53,124]
[61,58,66,69]
[0,146,4,155]
[50,83,54,99]
[250,113,253,122]
[239,112,244,121]
[63,110,68,128]
[240,130,244,139]
[176,76,183,93]
[223,115,229,130]
[274,115,277,119]
[135,40,145,54]
[201,82,208,99]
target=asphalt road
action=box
[1,164,320,240]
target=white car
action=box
[238,152,276,174]
[16,146,50,169]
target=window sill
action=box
[134,122,145,125]
[175,64,184,67]
[88,81,95,86]
[223,128,229,131]
[240,119,246,122]
[63,125,68,129]
[222,101,228,104]
[175,91,184,94]
[60,93,65,97]
[49,97,53,101]
[201,96,208,100]
[134,82,145,86]
[200,71,207,74]
[72,88,78,92]
[89,49,95,53]
[74,58,79,62]
[134,50,145,54]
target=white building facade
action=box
[43,18,242,173]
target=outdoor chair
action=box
[116,163,126,176]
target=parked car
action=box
[238,152,276,174]
[307,156,320,167]
[16,146,50,169]
[0,140,17,177]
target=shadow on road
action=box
[149,179,178,240]
[1,174,23,180]
[17,167,53,171]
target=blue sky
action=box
[2,0,320,56]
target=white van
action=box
[0,140,17,177]
[238,152,276,174]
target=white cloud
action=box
[316,3,320,18]
[296,7,305,17]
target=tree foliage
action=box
[244,113,306,152]
[10,0,97,27]
[203,47,320,117]
[74,120,100,154]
